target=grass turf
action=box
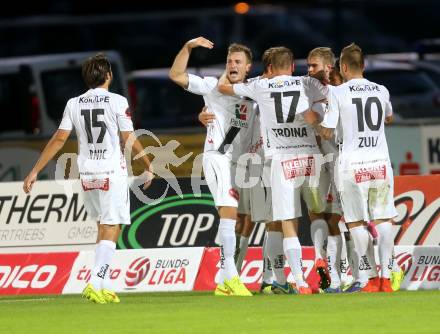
[0,291,439,334]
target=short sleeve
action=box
[187,74,217,95]
[383,86,393,117]
[233,80,258,100]
[58,99,73,130]
[321,88,339,129]
[116,97,134,131]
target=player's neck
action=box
[344,73,363,81]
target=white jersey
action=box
[187,74,254,162]
[59,87,133,179]
[322,78,393,169]
[233,75,325,158]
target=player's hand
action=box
[319,126,334,140]
[198,106,216,127]
[385,115,393,125]
[142,165,154,190]
[186,37,214,50]
[23,171,38,194]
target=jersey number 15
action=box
[81,109,107,143]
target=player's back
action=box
[63,87,132,179]
[331,78,392,166]
[239,75,318,158]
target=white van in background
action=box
[0,50,128,138]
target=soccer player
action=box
[169,37,253,296]
[219,47,328,294]
[320,43,397,292]
[23,53,153,303]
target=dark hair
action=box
[340,43,364,72]
[82,53,112,88]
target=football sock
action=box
[283,237,306,287]
[262,232,274,284]
[311,219,329,259]
[327,235,342,288]
[219,218,239,280]
[367,235,379,278]
[90,240,116,290]
[349,226,371,285]
[346,237,359,281]
[235,236,249,273]
[266,231,286,285]
[376,222,394,279]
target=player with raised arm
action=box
[219,47,328,294]
[169,37,253,296]
[23,53,153,304]
[320,43,397,293]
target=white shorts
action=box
[271,154,326,221]
[82,176,131,225]
[338,162,397,223]
[203,151,238,208]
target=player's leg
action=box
[373,219,394,292]
[325,213,343,292]
[235,215,254,272]
[260,229,274,294]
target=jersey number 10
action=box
[81,109,108,143]
[352,97,383,132]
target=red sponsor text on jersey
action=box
[282,156,315,180]
[81,178,110,191]
[354,165,386,183]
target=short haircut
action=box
[228,43,253,64]
[82,53,112,89]
[340,43,364,72]
[267,46,294,70]
[308,47,335,67]
[262,48,273,72]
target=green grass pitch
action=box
[0,291,439,334]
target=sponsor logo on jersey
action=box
[349,84,381,92]
[125,108,132,118]
[354,165,386,183]
[229,188,239,201]
[281,156,315,179]
[79,95,110,103]
[81,178,110,191]
[268,78,301,89]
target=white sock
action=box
[349,226,371,285]
[218,219,239,280]
[327,235,342,288]
[283,237,306,287]
[235,236,249,273]
[392,252,401,273]
[262,233,274,284]
[346,238,359,282]
[376,222,394,279]
[340,234,350,284]
[90,240,116,290]
[311,219,329,259]
[266,231,286,285]
[367,235,378,278]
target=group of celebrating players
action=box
[21,35,406,304]
[169,37,405,296]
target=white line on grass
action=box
[0,297,55,303]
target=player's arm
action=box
[319,89,340,140]
[384,86,394,125]
[120,131,154,190]
[198,106,216,127]
[169,37,214,89]
[23,129,71,193]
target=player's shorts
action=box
[271,154,326,221]
[203,151,238,208]
[81,176,131,225]
[337,162,397,223]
